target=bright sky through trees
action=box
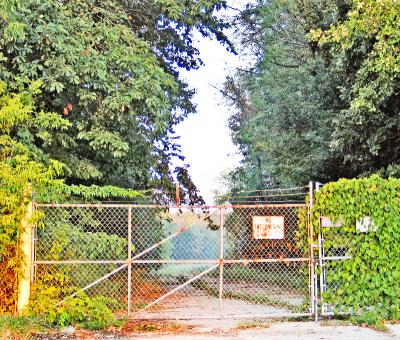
[176,0,251,204]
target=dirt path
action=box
[134,290,296,320]
[122,321,400,340]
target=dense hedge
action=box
[312,175,400,322]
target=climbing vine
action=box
[310,175,400,323]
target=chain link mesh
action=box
[35,202,312,319]
[320,221,354,315]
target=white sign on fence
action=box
[252,216,285,240]
[356,216,378,232]
[320,216,344,228]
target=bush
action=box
[29,290,121,329]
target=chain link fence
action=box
[34,197,313,319]
[319,217,353,316]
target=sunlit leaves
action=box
[309,0,400,177]
[0,0,226,202]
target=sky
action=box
[175,1,252,204]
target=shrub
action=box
[29,290,121,329]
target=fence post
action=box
[308,181,318,321]
[17,185,34,315]
[127,206,132,317]
[175,183,180,207]
[218,207,224,319]
[315,182,324,318]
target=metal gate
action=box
[33,186,316,319]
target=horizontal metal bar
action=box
[35,260,127,265]
[133,312,312,320]
[36,203,308,209]
[229,186,309,194]
[226,204,308,209]
[224,258,310,264]
[35,258,310,265]
[37,203,160,208]
[130,259,219,264]
[220,192,309,199]
[35,259,219,265]
[323,256,351,261]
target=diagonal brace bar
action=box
[56,264,127,306]
[131,264,219,317]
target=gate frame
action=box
[33,186,318,320]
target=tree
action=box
[0,0,232,204]
[309,0,400,177]
[223,0,349,191]
[224,0,400,193]
[0,79,143,313]
[0,80,67,313]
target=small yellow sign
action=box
[252,216,285,240]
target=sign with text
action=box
[252,216,285,240]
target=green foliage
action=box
[0,81,140,314]
[310,175,400,323]
[29,205,131,327]
[309,0,400,178]
[0,0,229,203]
[29,290,120,329]
[0,81,67,313]
[1,0,232,322]
[0,315,47,339]
[225,0,400,190]
[224,0,349,190]
[37,209,130,262]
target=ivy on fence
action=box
[311,175,400,323]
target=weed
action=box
[0,316,48,339]
[319,318,352,327]
[320,316,391,334]
[350,316,390,333]
[237,320,271,329]
[118,321,188,335]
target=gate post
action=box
[127,206,132,317]
[315,182,324,318]
[218,207,224,319]
[17,185,34,315]
[308,181,318,321]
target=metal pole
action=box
[175,183,180,207]
[308,181,317,321]
[218,207,224,319]
[316,182,325,317]
[127,206,132,317]
[17,184,34,315]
